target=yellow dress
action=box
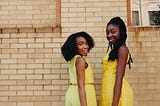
[65,55,97,106]
[100,52,134,106]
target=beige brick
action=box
[0,91,16,96]
[26,86,43,90]
[51,69,67,74]
[35,59,51,63]
[0,97,8,102]
[34,102,51,106]
[17,102,33,106]
[27,32,43,37]
[26,10,41,14]
[10,64,25,69]
[18,59,34,64]
[9,75,25,80]
[17,24,32,28]
[1,69,17,75]
[2,49,18,53]
[17,80,34,85]
[51,91,65,96]
[27,75,42,79]
[36,38,52,43]
[25,96,43,102]
[17,15,32,20]
[34,69,50,74]
[35,48,52,53]
[9,86,25,90]
[60,74,69,80]
[44,85,60,90]
[34,80,51,85]
[44,63,60,68]
[11,54,27,58]
[45,53,61,58]
[0,75,9,80]
[0,33,10,38]
[0,86,8,90]
[17,69,34,74]
[52,80,68,85]
[2,39,18,43]
[0,54,10,58]
[28,54,44,59]
[26,64,43,69]
[10,33,27,38]
[44,32,60,38]
[11,44,27,48]
[19,38,34,43]
[33,15,49,20]
[0,81,16,85]
[61,2,78,8]
[34,91,50,96]
[18,49,35,53]
[0,44,10,48]
[17,91,33,96]
[42,96,60,101]
[0,102,16,106]
[43,75,59,80]
[9,96,26,102]
[52,102,64,106]
[0,20,8,25]
[0,64,10,69]
[28,44,43,48]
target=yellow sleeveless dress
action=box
[99,52,134,106]
[65,55,97,106]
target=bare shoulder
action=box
[118,45,128,56]
[75,56,86,66]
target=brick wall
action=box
[0,0,160,106]
[0,0,56,28]
[60,0,160,106]
[127,27,160,106]
[0,27,63,106]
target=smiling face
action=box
[76,36,89,56]
[106,24,120,44]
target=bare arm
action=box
[112,46,128,106]
[76,57,87,106]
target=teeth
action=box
[109,39,114,43]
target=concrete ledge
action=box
[19,28,36,33]
[128,26,160,32]
[2,28,18,33]
[0,27,61,33]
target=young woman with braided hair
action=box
[99,17,134,106]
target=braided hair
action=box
[106,17,133,68]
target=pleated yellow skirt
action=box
[65,85,97,106]
[100,77,134,106]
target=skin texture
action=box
[106,24,120,44]
[112,46,128,106]
[76,36,89,56]
[75,36,89,106]
[106,24,128,106]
